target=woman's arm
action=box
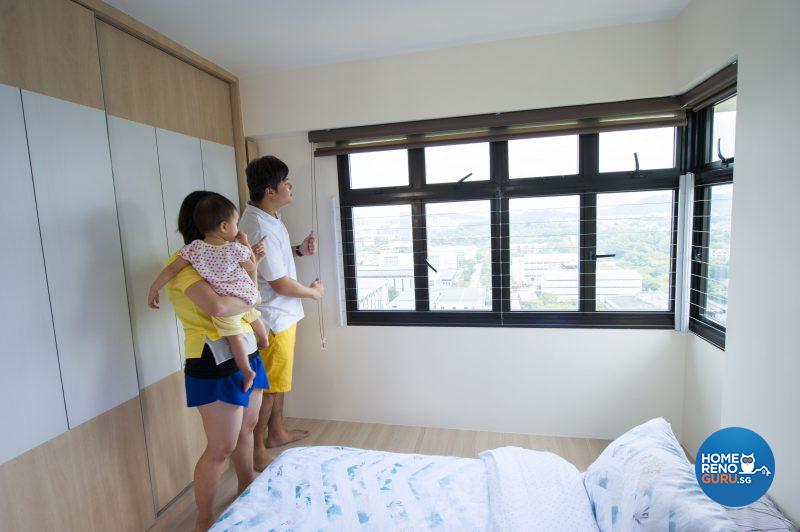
[184,280,251,317]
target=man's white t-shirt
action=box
[239,204,304,333]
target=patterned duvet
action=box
[210,446,490,531]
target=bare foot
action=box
[266,429,310,448]
[241,369,256,392]
[253,446,275,472]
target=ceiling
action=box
[105,0,689,75]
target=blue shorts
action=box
[185,353,269,408]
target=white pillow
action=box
[583,418,736,531]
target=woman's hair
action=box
[246,155,288,202]
[192,194,237,236]
[177,190,231,244]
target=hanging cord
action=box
[310,142,327,349]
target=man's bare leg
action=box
[252,392,274,471]
[265,392,309,448]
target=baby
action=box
[148,194,268,392]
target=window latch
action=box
[717,139,732,167]
[631,152,643,178]
[425,259,438,273]
[458,172,473,183]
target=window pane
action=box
[349,150,408,189]
[703,184,732,325]
[596,191,673,311]
[711,95,736,162]
[426,201,491,310]
[509,196,580,310]
[599,127,675,172]
[425,143,490,184]
[509,135,578,179]
[352,205,415,310]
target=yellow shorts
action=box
[211,308,261,337]
[260,323,296,394]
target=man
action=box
[238,155,324,471]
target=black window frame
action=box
[687,91,736,349]
[338,130,682,329]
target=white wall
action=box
[675,0,800,521]
[682,334,723,458]
[241,19,676,136]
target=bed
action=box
[211,419,798,532]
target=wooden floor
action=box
[164,418,610,531]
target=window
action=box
[425,143,490,184]
[509,196,580,310]
[599,127,676,172]
[690,91,736,349]
[426,201,492,310]
[352,205,415,310]
[595,191,674,311]
[349,150,408,189]
[338,133,678,328]
[508,135,578,179]
[711,95,737,162]
[702,184,732,325]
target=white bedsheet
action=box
[211,445,602,531]
[210,446,489,531]
[481,447,599,532]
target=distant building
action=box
[432,287,489,310]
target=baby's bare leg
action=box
[227,334,256,392]
[250,318,269,350]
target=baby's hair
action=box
[193,194,238,236]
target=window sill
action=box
[346,311,674,329]
[689,319,726,350]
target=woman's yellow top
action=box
[164,252,254,359]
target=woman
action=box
[164,190,269,531]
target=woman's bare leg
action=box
[194,401,243,532]
[229,389,263,494]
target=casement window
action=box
[335,132,680,328]
[688,93,736,348]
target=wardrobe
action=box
[0,0,248,529]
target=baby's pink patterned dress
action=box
[180,240,258,305]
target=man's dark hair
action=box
[192,193,238,236]
[246,155,289,202]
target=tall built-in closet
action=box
[0,0,247,528]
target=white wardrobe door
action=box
[0,84,68,463]
[108,117,182,388]
[201,139,239,207]
[156,128,204,255]
[22,90,138,428]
